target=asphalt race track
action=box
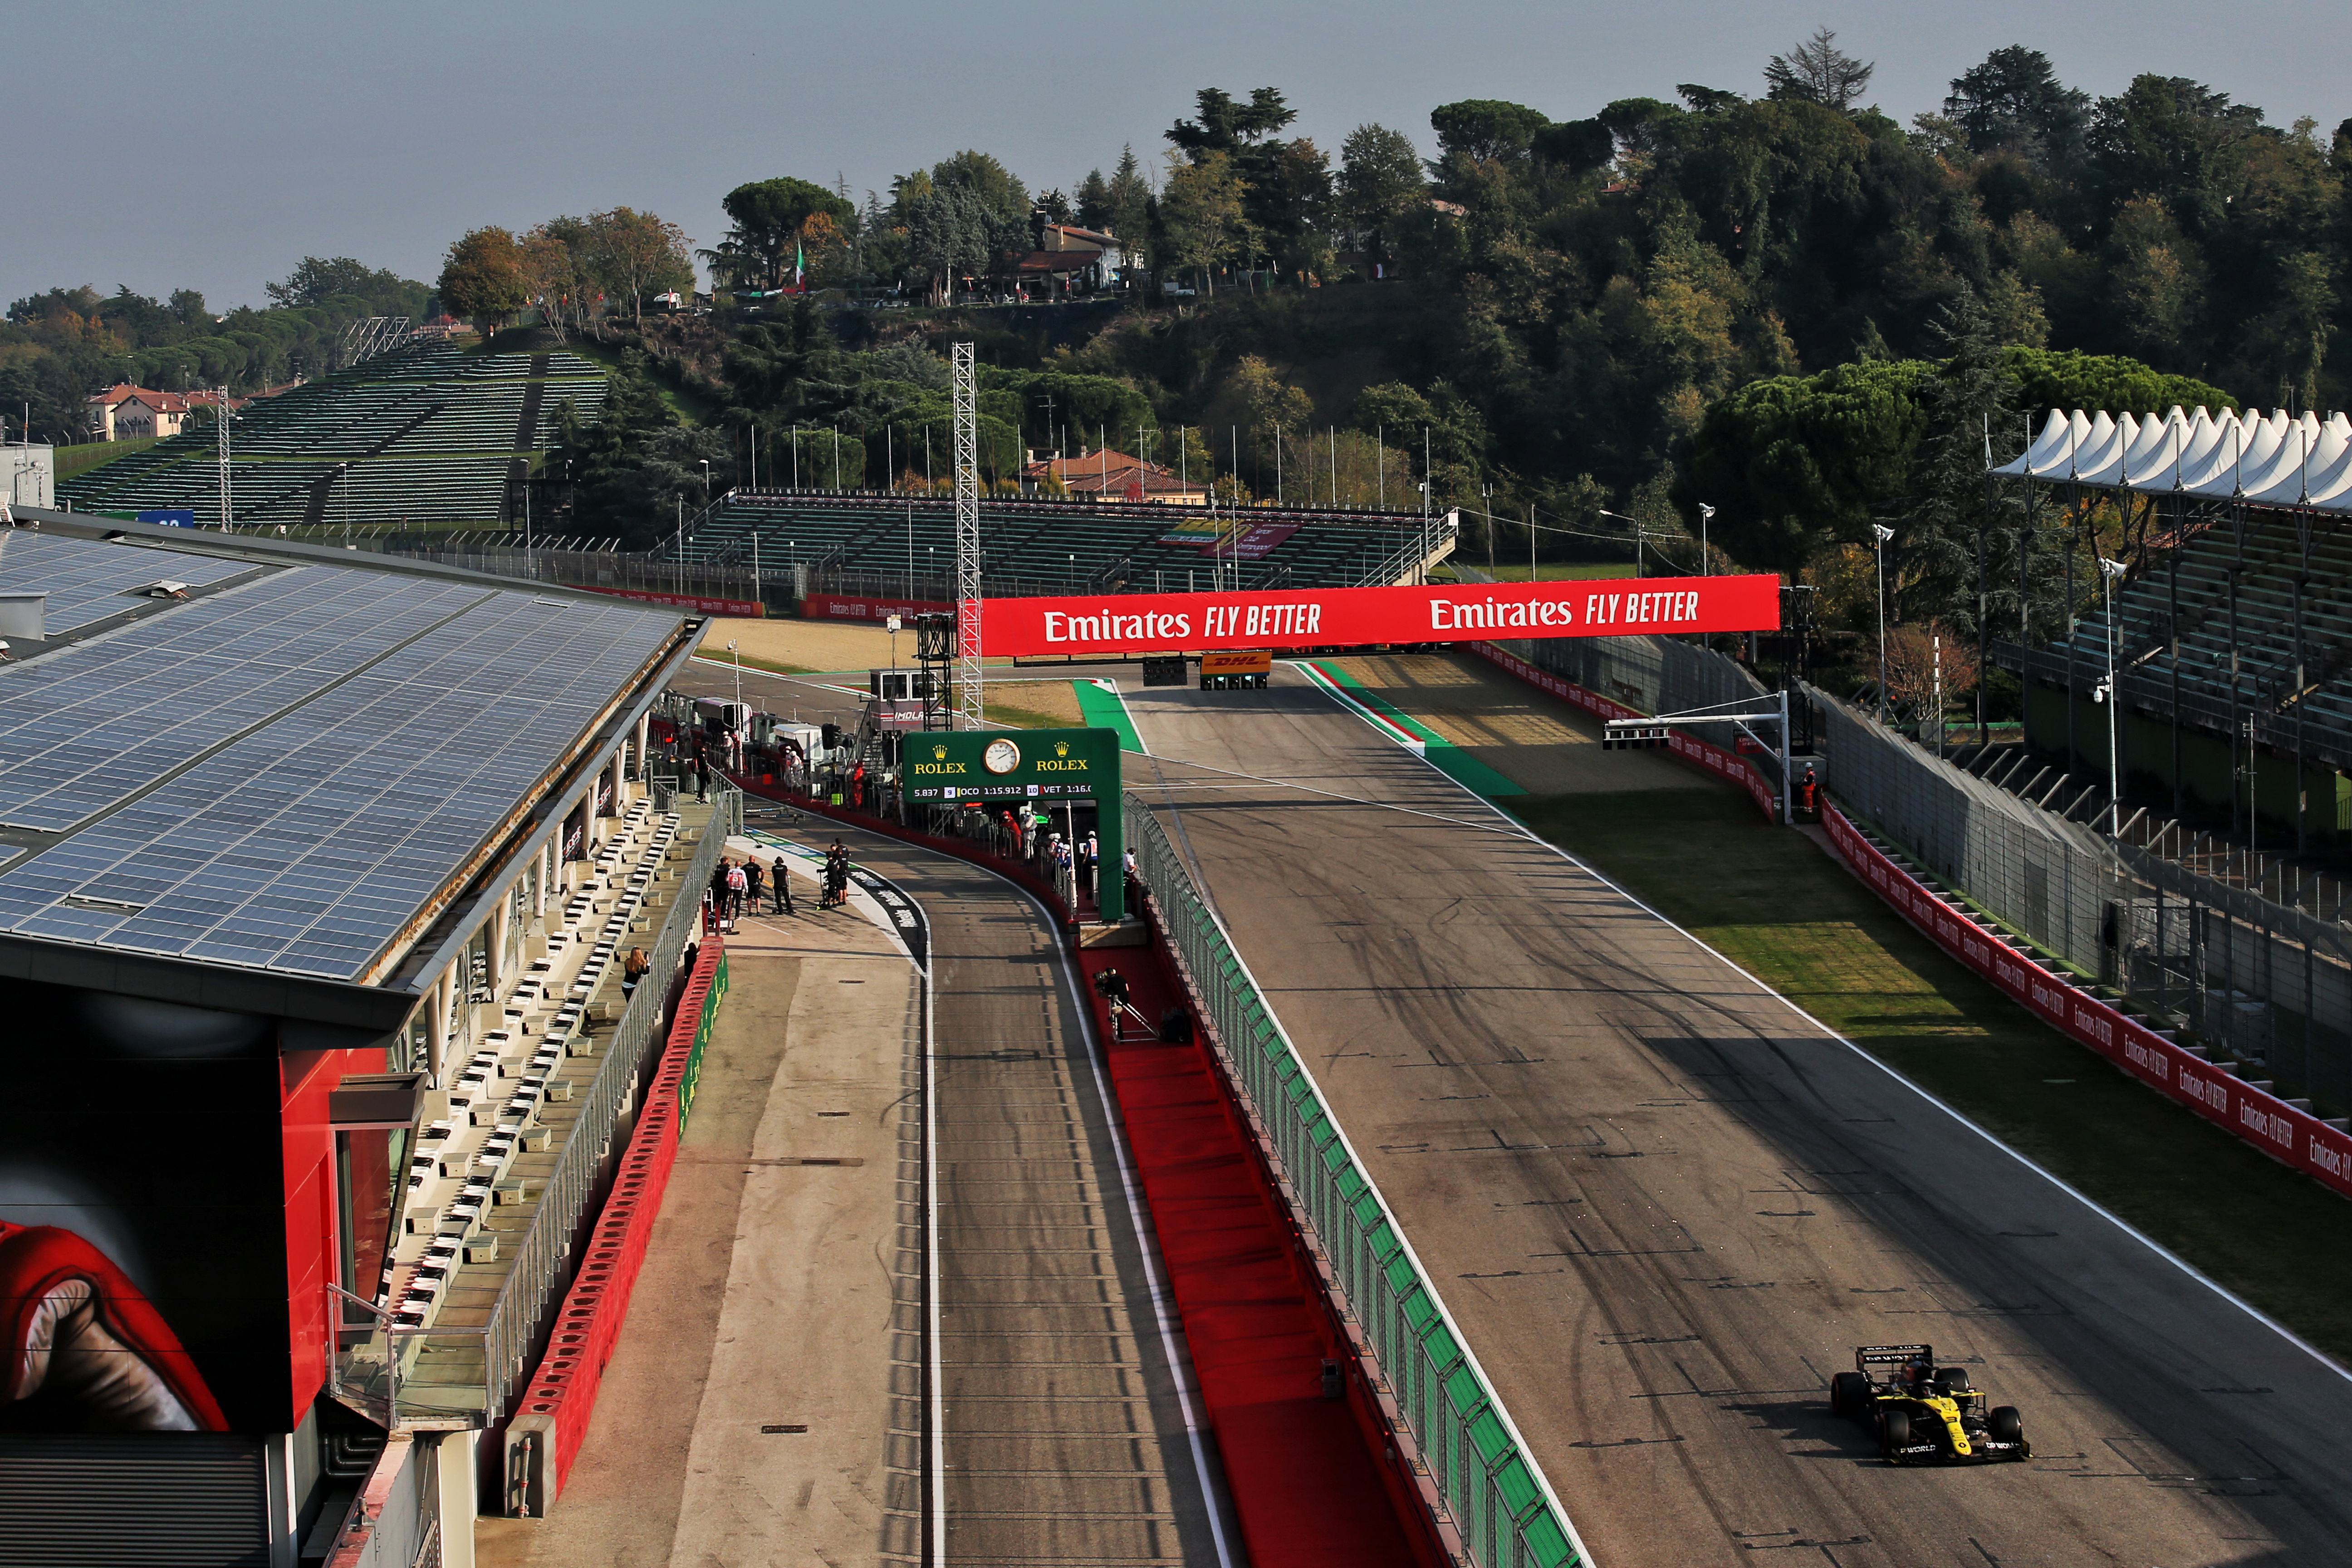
[1124,666,2352,1568]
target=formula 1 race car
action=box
[1830,1344,2031,1465]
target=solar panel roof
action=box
[0,540,684,983]
[0,530,256,634]
[0,568,490,832]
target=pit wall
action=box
[1824,807,2352,1198]
[1127,798,1592,1568]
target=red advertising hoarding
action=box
[979,574,1780,657]
[1824,806,2352,1201]
[803,593,953,625]
[574,584,766,617]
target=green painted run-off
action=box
[1302,660,1526,797]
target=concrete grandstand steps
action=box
[55,338,608,527]
[374,797,692,1392]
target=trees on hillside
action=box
[1160,152,1249,292]
[716,177,856,291]
[1673,329,2233,583]
[1763,27,1875,112]
[589,209,695,325]
[1941,46,2088,161]
[265,257,428,317]
[1338,125,1426,265]
[437,228,528,333]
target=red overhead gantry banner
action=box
[980,573,1782,657]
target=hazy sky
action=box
[11,0,2350,313]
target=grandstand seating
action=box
[2009,506,2352,769]
[671,491,1445,596]
[56,340,608,528]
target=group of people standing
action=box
[708,851,790,929]
[703,839,861,931]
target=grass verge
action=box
[703,648,819,676]
[984,700,1075,729]
[1516,786,2352,1362]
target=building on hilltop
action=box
[1010,216,1130,299]
[85,384,277,442]
[87,384,199,441]
[1023,446,1205,505]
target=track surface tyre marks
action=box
[1124,670,2352,1568]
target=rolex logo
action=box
[931,744,949,760]
[1054,741,1070,758]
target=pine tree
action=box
[1889,289,2034,645]
[1074,169,1112,230]
[1105,146,1152,244]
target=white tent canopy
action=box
[1992,406,2352,512]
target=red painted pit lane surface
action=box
[1074,940,1435,1568]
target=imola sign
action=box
[980,574,1781,657]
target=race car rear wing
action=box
[1854,1343,1933,1369]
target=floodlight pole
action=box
[952,342,983,730]
[1870,524,1895,724]
[2100,555,2127,835]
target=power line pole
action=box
[953,342,983,730]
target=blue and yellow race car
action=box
[1831,1344,2031,1465]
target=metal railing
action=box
[1993,638,2352,776]
[1125,794,1588,1568]
[377,543,764,604]
[333,784,741,1427]
[1357,510,1460,585]
[1808,685,2352,1114]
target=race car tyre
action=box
[1831,1372,1870,1421]
[1876,1406,1911,1455]
[1989,1406,2022,1445]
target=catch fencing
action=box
[380,543,763,606]
[1126,795,1590,1568]
[1807,686,2352,1117]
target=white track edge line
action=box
[1288,660,2352,1384]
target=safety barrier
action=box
[1471,641,1779,821]
[1126,794,1591,1568]
[498,939,729,1515]
[1825,805,2352,1200]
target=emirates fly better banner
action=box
[979,573,1781,657]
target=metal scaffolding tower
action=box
[952,342,983,730]
[215,387,233,530]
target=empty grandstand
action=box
[55,339,609,529]
[1991,405,2352,853]
[665,490,1458,599]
